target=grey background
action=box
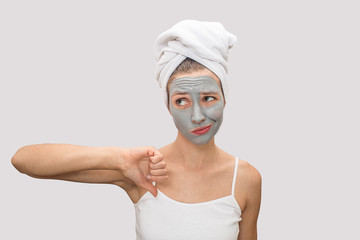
[1,0,359,239]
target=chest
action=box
[155,162,234,203]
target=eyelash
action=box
[175,98,187,106]
[174,96,217,106]
[203,96,216,102]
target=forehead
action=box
[169,76,221,94]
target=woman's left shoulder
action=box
[217,149,261,184]
[235,158,262,208]
[228,157,261,212]
[237,159,262,183]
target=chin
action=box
[184,133,213,145]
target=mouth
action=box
[189,124,213,135]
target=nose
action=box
[191,102,206,124]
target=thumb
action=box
[146,146,157,158]
[141,179,158,198]
[133,146,156,159]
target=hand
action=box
[120,146,168,197]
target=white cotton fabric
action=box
[154,19,238,106]
[134,157,242,240]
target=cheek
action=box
[205,104,223,120]
[171,108,191,125]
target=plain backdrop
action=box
[1,0,359,239]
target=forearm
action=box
[11,143,121,177]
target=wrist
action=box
[104,146,127,171]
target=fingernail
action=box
[146,174,151,180]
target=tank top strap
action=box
[231,157,239,196]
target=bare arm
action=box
[11,143,120,177]
[238,163,262,240]
[11,143,168,197]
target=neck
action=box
[170,131,219,171]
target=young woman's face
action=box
[168,69,225,145]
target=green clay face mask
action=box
[169,75,224,145]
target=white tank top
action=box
[133,157,242,240]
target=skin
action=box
[11,69,261,240]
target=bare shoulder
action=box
[237,159,262,186]
[218,147,261,182]
[235,159,262,211]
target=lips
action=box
[190,124,212,135]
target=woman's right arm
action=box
[11,143,167,197]
[11,144,121,177]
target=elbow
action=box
[11,145,50,179]
[11,146,28,174]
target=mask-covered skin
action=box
[169,75,224,145]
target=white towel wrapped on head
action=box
[154,19,237,106]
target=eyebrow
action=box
[172,92,190,95]
[171,91,220,97]
[200,91,219,95]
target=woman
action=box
[11,20,261,240]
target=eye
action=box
[203,96,215,102]
[176,98,187,106]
